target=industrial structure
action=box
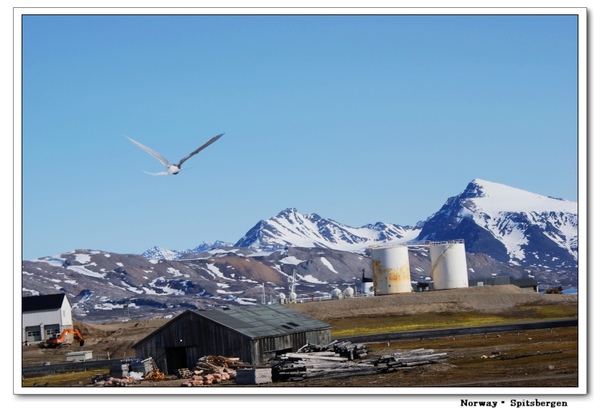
[429,240,469,290]
[22,293,74,344]
[133,304,331,373]
[469,276,539,292]
[361,269,375,296]
[370,245,412,295]
[370,240,469,294]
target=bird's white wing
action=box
[176,133,224,166]
[144,170,172,176]
[127,136,172,167]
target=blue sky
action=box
[19,11,582,260]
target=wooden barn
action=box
[133,304,331,374]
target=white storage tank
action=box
[430,240,469,289]
[331,288,342,300]
[370,245,412,295]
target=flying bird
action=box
[127,133,224,175]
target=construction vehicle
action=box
[40,328,85,348]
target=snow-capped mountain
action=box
[142,241,233,261]
[416,179,578,270]
[233,179,577,273]
[141,247,180,261]
[21,178,579,322]
[235,208,420,251]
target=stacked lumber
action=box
[180,372,230,387]
[272,347,448,382]
[180,355,249,387]
[297,340,370,360]
[272,355,378,382]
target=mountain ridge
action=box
[22,179,579,322]
[416,179,577,270]
[120,179,577,271]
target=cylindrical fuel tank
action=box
[370,245,412,295]
[430,240,469,289]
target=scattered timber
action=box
[297,340,370,360]
[272,341,448,382]
[499,350,563,360]
[91,357,162,387]
[180,355,251,387]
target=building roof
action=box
[193,304,330,339]
[22,293,69,312]
[136,304,331,347]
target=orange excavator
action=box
[41,328,85,348]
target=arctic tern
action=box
[127,133,224,175]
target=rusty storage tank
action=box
[430,240,469,290]
[370,245,412,295]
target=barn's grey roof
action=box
[193,304,330,339]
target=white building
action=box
[22,294,73,343]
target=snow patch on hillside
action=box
[321,257,339,274]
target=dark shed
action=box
[469,276,539,292]
[133,304,331,374]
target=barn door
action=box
[165,347,188,375]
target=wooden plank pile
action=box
[180,355,251,387]
[297,340,370,360]
[272,344,448,382]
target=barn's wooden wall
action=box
[134,311,331,373]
